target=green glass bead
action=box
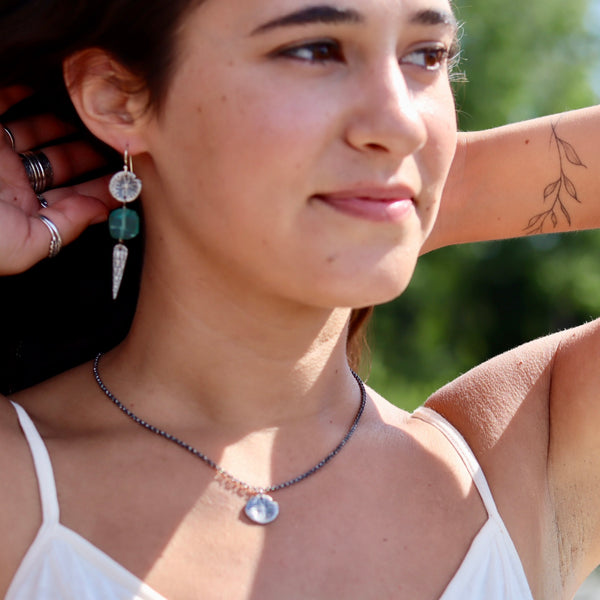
[109,207,140,241]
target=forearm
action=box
[425,105,600,252]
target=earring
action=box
[108,149,141,300]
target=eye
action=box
[402,46,449,71]
[276,40,344,64]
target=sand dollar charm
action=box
[109,170,142,203]
[244,494,279,525]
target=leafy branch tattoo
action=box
[524,124,586,234]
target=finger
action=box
[0,85,32,115]
[1,193,111,275]
[40,175,116,214]
[3,114,77,152]
[39,193,112,241]
[0,141,41,212]
[22,140,109,191]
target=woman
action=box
[1,0,600,598]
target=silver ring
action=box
[38,215,62,258]
[2,124,15,150]
[20,150,54,194]
[37,194,48,208]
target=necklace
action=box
[93,353,367,525]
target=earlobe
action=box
[63,49,150,154]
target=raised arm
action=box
[425,105,600,252]
[423,105,600,596]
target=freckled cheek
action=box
[202,109,327,193]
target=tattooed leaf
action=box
[551,211,558,228]
[526,213,544,229]
[560,202,572,226]
[544,179,560,199]
[563,175,577,200]
[560,139,586,167]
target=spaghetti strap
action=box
[412,406,500,520]
[10,401,60,524]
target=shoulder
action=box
[426,328,561,459]
[424,318,600,453]
[424,330,563,597]
[365,387,489,522]
[0,363,103,596]
[0,394,38,489]
[425,318,600,596]
[0,394,44,596]
[423,317,600,493]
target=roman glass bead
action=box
[109,207,140,241]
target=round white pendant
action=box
[244,494,279,525]
[109,170,142,203]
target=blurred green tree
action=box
[368,0,600,409]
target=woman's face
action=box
[139,0,458,309]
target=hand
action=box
[0,86,117,275]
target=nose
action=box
[344,59,427,158]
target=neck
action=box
[103,253,358,432]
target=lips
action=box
[312,187,416,223]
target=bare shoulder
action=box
[425,318,600,596]
[0,362,95,596]
[364,385,490,513]
[0,393,39,499]
[419,330,558,523]
[0,393,43,595]
[421,317,600,473]
[426,327,563,460]
[425,328,563,597]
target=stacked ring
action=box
[38,215,62,258]
[2,124,15,150]
[20,150,54,194]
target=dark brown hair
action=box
[347,306,373,373]
[0,1,204,102]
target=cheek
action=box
[411,92,457,236]
[421,91,458,190]
[146,84,317,257]
[170,85,320,192]
[424,83,457,158]
[160,82,342,248]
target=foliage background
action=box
[368,0,600,410]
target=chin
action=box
[314,261,418,310]
[356,248,421,306]
[356,275,415,308]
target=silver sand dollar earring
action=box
[108,149,141,299]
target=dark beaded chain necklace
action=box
[93,353,367,525]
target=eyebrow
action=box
[251,5,363,35]
[411,9,457,31]
[251,5,457,36]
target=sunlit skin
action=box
[6,0,596,598]
[133,0,459,314]
[2,1,473,596]
[75,0,460,430]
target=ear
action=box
[63,49,151,155]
